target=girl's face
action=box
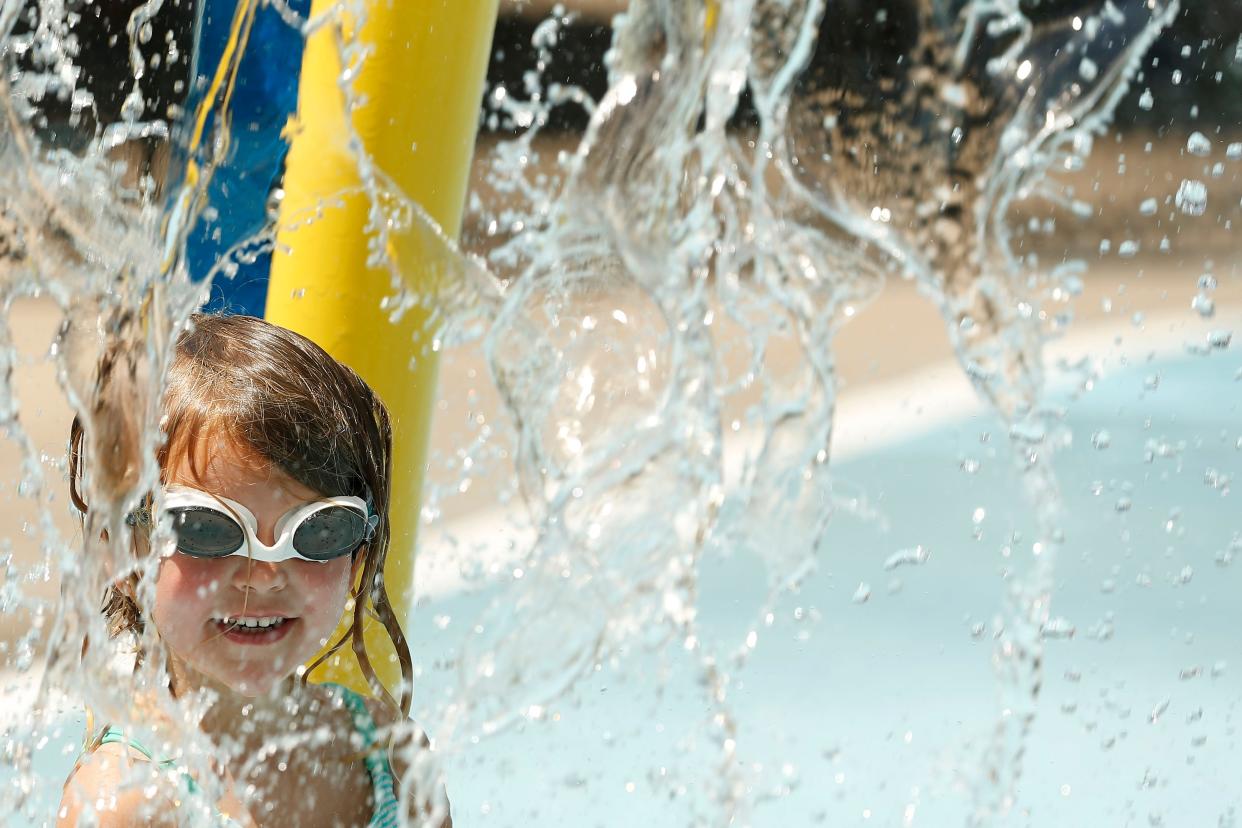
[152,437,358,697]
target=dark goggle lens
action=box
[171,507,245,558]
[292,506,367,561]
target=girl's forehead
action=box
[166,432,320,502]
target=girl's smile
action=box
[211,615,298,646]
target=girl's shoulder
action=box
[312,682,427,747]
[63,731,256,828]
[365,701,448,828]
[315,683,449,827]
[59,745,182,827]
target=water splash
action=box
[461,0,1183,822]
[0,0,1214,825]
[0,0,281,821]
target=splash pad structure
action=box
[2,0,1242,825]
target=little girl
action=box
[58,314,450,827]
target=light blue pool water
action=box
[409,350,1241,826]
[7,350,1239,826]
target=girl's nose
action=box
[231,556,287,593]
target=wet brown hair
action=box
[68,313,412,716]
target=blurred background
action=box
[3,0,1240,738]
[448,0,1242,517]
[1,0,1240,823]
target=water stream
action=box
[2,0,1239,825]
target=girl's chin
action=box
[213,670,294,698]
[202,654,308,697]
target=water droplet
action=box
[1138,88,1154,110]
[1227,143,1242,161]
[71,87,95,112]
[883,545,931,570]
[120,88,146,121]
[1186,131,1212,157]
[1040,617,1075,639]
[1118,240,1139,257]
[852,583,871,604]
[1079,58,1098,81]
[1139,197,1158,215]
[940,83,968,108]
[1009,421,1046,444]
[1175,179,1208,216]
[1115,496,1133,513]
[1091,430,1112,450]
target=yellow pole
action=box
[266,0,498,698]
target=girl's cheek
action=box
[159,556,225,597]
[292,559,353,625]
[153,557,223,629]
[295,558,352,599]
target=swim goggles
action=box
[133,485,376,563]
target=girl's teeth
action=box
[219,616,286,628]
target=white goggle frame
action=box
[159,485,373,563]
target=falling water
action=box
[0,0,295,821]
[458,0,1183,822]
[2,0,1238,825]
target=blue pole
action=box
[184,0,311,316]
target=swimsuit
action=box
[88,684,400,827]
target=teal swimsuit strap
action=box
[323,683,401,828]
[98,727,161,762]
[95,727,202,795]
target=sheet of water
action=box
[2,0,1237,825]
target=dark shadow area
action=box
[482,2,1242,135]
